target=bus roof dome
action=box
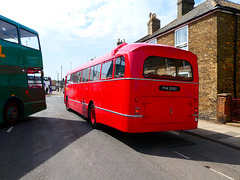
[111,43,128,56]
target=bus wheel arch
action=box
[3,98,24,126]
[88,101,98,128]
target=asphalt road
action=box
[0,93,240,180]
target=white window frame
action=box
[175,25,188,50]
[148,38,157,44]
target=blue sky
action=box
[0,0,240,80]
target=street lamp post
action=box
[61,65,62,80]
[56,71,59,91]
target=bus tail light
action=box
[194,107,198,122]
[135,108,140,115]
[26,90,29,95]
[194,107,198,114]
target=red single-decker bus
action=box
[64,43,199,133]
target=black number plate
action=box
[159,85,180,91]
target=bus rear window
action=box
[143,56,193,81]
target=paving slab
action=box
[186,120,240,149]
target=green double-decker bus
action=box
[0,15,46,127]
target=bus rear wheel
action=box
[89,104,98,129]
[4,101,20,126]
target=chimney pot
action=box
[147,13,160,35]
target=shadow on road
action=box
[0,116,92,180]
[97,124,240,166]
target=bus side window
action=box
[70,73,76,83]
[114,56,125,78]
[90,64,101,81]
[76,71,82,83]
[101,60,113,79]
[82,68,90,82]
[66,75,71,84]
[20,28,39,50]
[0,19,19,44]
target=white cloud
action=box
[1,0,239,79]
[1,0,176,79]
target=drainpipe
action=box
[233,14,238,98]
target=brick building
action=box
[136,0,240,121]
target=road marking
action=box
[204,166,234,180]
[174,151,190,159]
[7,126,14,133]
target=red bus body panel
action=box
[65,43,199,133]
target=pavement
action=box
[48,91,240,149]
[186,120,240,149]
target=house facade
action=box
[136,0,240,121]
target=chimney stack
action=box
[117,39,125,46]
[147,13,160,35]
[177,0,195,17]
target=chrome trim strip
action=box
[69,99,81,104]
[68,99,88,106]
[68,98,142,117]
[82,102,88,106]
[95,106,143,118]
[67,77,199,85]
[125,78,199,84]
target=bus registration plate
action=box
[159,85,180,91]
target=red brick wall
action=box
[217,12,240,98]
[189,13,218,121]
[157,32,174,46]
[217,93,232,123]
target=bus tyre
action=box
[4,101,20,126]
[89,104,98,129]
